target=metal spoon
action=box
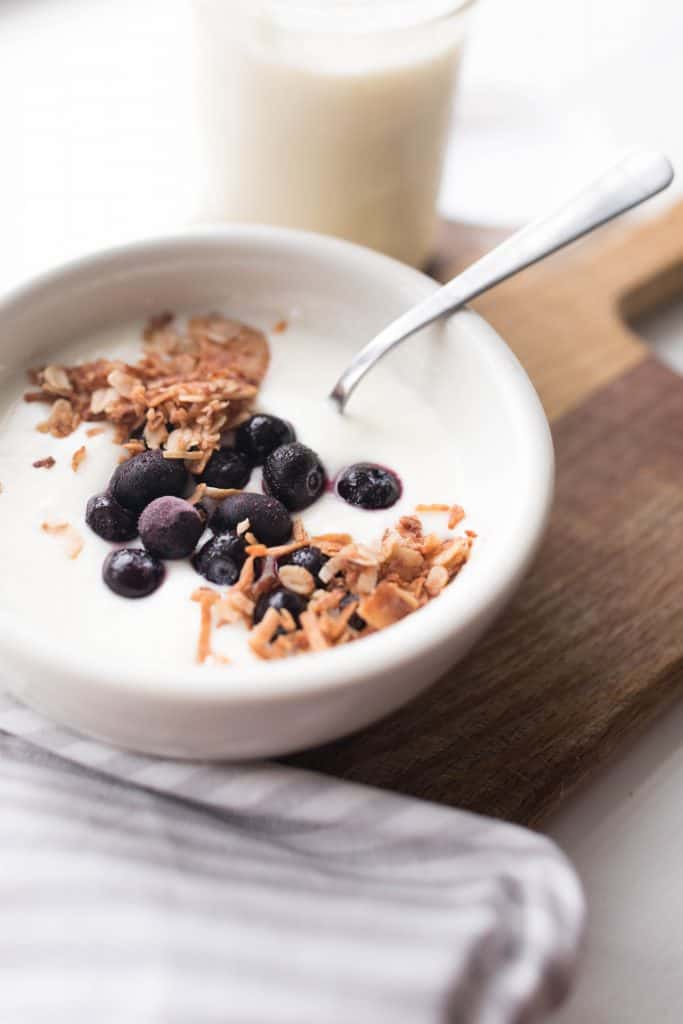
[330,149,674,412]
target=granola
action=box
[26,313,269,474]
[196,510,474,662]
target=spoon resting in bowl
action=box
[330,148,674,412]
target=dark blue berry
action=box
[209,492,291,546]
[109,448,187,512]
[192,532,246,586]
[236,414,295,465]
[85,493,138,542]
[201,446,251,489]
[102,548,164,598]
[263,442,327,512]
[138,496,203,559]
[336,463,401,510]
[278,545,329,587]
[253,587,308,626]
[340,592,366,631]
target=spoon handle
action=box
[331,149,674,411]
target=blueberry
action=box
[109,449,188,513]
[340,592,366,631]
[200,446,251,489]
[85,493,138,542]
[102,548,164,598]
[192,532,247,586]
[263,443,327,512]
[236,414,295,465]
[336,462,401,510]
[138,496,203,559]
[209,492,292,546]
[253,587,308,626]
[278,545,329,587]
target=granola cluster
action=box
[192,507,474,663]
[25,314,269,474]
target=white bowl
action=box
[0,227,553,759]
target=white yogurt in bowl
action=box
[0,314,459,670]
[0,227,553,758]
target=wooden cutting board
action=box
[289,201,683,827]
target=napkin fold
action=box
[0,694,583,1024]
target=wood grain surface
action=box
[288,202,683,826]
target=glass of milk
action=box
[193,0,476,268]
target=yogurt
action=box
[193,0,470,267]
[0,315,461,672]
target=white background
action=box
[2,2,683,1020]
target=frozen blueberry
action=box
[109,448,188,513]
[200,446,251,490]
[102,548,164,599]
[85,493,138,542]
[336,463,401,510]
[209,492,292,546]
[263,442,327,512]
[340,592,366,631]
[235,414,295,465]
[278,545,329,587]
[192,532,247,586]
[138,496,203,559]
[253,587,308,627]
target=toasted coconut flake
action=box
[86,426,106,438]
[382,543,424,581]
[71,445,86,472]
[278,565,315,596]
[236,518,250,537]
[246,543,268,557]
[90,387,117,415]
[225,590,255,620]
[41,520,83,559]
[279,608,297,633]
[41,365,72,395]
[245,531,259,546]
[248,607,281,658]
[235,554,258,592]
[191,587,220,663]
[448,504,465,530]
[416,503,450,513]
[425,565,449,596]
[309,588,344,614]
[299,610,329,652]
[318,556,342,585]
[107,368,139,398]
[433,537,471,573]
[37,398,79,438]
[32,456,56,469]
[292,518,308,543]
[263,539,306,559]
[163,449,203,461]
[358,581,419,630]
[321,599,360,642]
[204,486,241,501]
[354,567,379,595]
[122,440,146,458]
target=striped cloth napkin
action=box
[0,693,583,1024]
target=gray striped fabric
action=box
[0,693,583,1024]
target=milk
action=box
[0,315,461,673]
[193,0,468,267]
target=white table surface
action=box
[2,1,683,1020]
